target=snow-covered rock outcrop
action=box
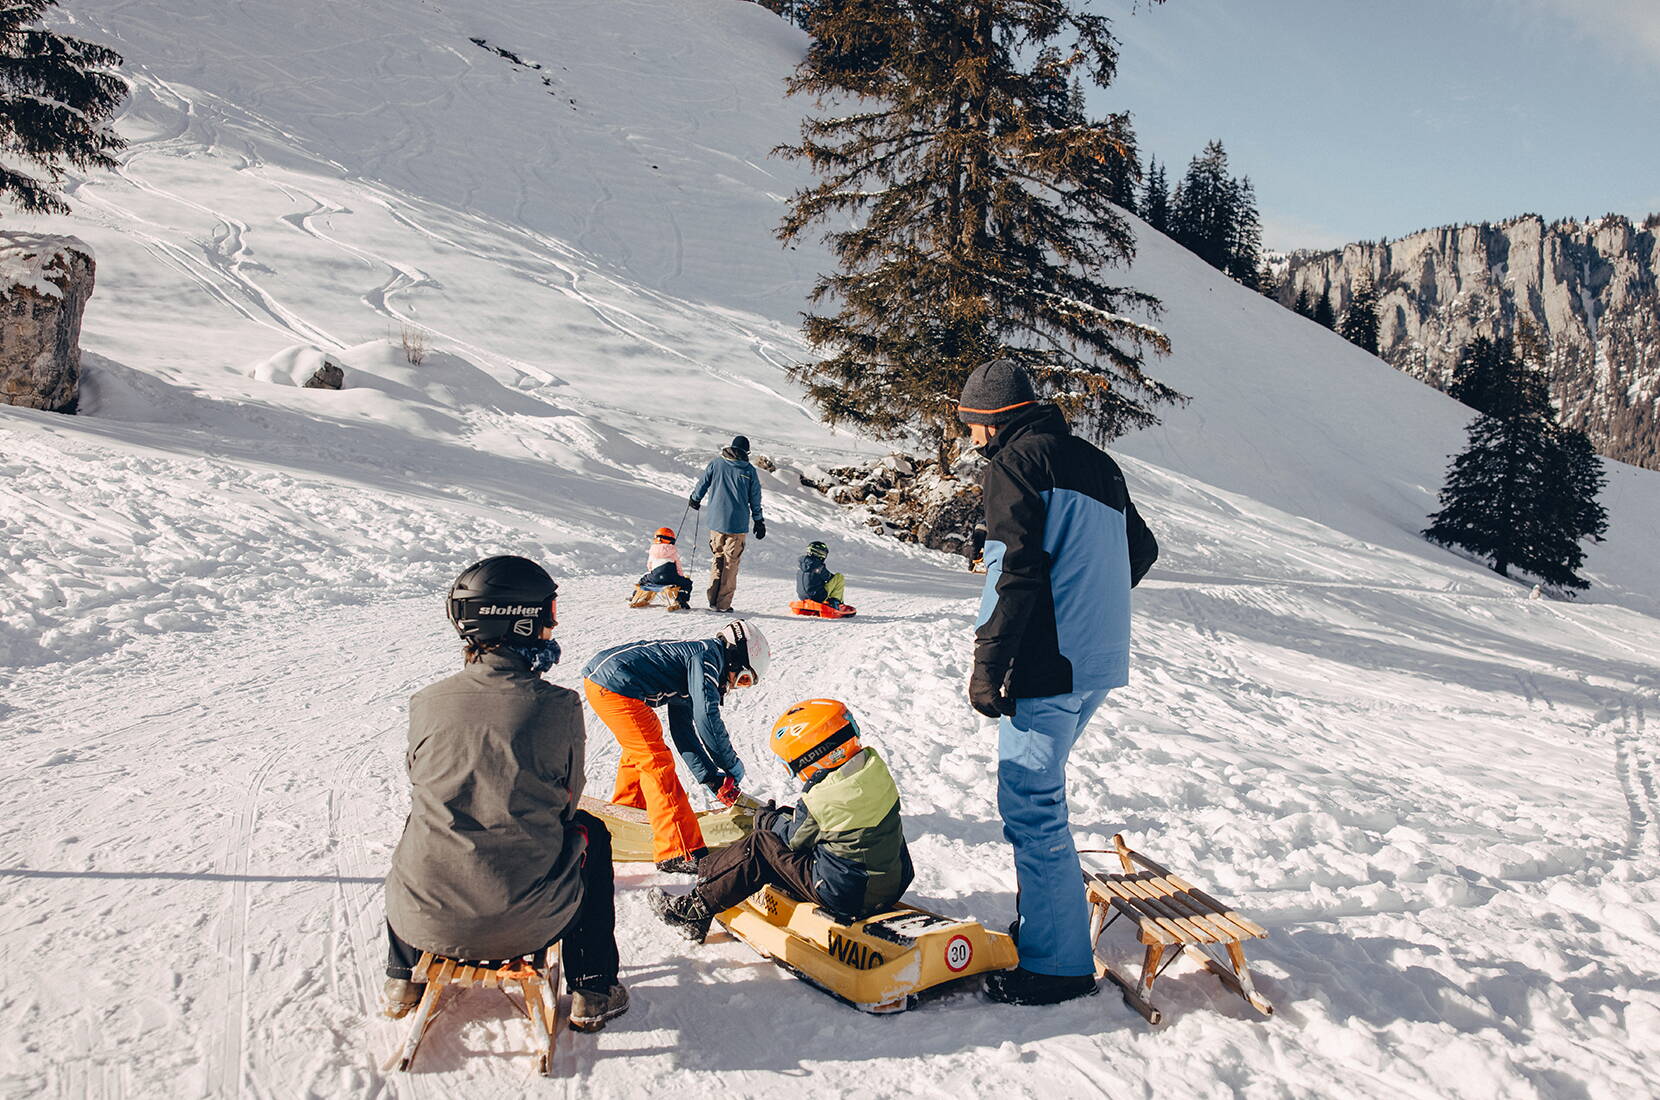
[1281,215,1660,470]
[0,233,95,413]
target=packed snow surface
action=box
[3,1,1659,1098]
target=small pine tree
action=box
[1256,263,1279,299]
[1447,335,1513,413]
[1337,277,1381,354]
[1312,287,1336,329]
[1425,341,1608,590]
[778,0,1177,460]
[0,0,127,215]
[1292,286,1311,317]
[1141,156,1171,233]
[1170,140,1234,270]
[1225,175,1261,287]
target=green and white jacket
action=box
[773,748,914,918]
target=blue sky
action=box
[1093,0,1660,251]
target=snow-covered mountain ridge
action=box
[3,2,1659,1097]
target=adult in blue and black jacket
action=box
[689,435,766,612]
[958,358,1157,1006]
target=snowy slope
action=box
[3,1,1660,1098]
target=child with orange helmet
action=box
[639,526,692,610]
[649,698,913,942]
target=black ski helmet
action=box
[447,556,559,644]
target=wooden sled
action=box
[1085,834,1272,1025]
[789,599,857,618]
[391,948,564,1076]
[717,885,1017,1013]
[579,794,754,862]
[629,583,686,609]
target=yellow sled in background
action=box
[579,795,754,862]
[717,885,1017,1013]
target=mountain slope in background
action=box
[1281,214,1660,470]
[3,1,1659,1097]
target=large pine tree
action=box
[777,0,1176,458]
[1424,338,1608,590]
[1337,276,1381,354]
[1169,140,1234,270]
[0,0,126,215]
[1311,287,1336,329]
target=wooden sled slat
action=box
[393,949,565,1076]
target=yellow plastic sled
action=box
[717,885,1018,1013]
[578,795,754,862]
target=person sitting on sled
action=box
[796,540,852,613]
[581,620,768,873]
[382,556,628,1031]
[649,698,914,942]
[638,526,692,610]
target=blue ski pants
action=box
[997,688,1111,977]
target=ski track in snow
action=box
[4,0,1660,1096]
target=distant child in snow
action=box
[640,526,692,609]
[650,698,913,942]
[796,540,850,610]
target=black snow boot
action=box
[648,887,715,944]
[984,966,1098,1006]
[654,847,706,875]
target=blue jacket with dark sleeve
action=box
[974,404,1157,700]
[796,553,834,601]
[691,448,764,535]
[581,639,744,787]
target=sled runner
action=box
[717,885,1017,1013]
[391,948,565,1076]
[789,599,857,618]
[1085,834,1272,1025]
[628,582,685,609]
[578,794,754,861]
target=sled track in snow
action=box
[1612,694,1659,858]
[210,748,285,1099]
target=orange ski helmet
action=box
[770,699,862,781]
[655,526,676,542]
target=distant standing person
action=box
[688,435,766,612]
[958,359,1158,1006]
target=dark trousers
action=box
[642,564,693,607]
[386,810,620,990]
[693,823,821,913]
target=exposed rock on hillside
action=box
[1,234,96,415]
[800,452,985,563]
[1281,215,1660,469]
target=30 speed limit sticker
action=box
[944,934,973,972]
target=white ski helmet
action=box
[717,619,770,688]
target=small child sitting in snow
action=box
[650,698,913,941]
[640,526,692,609]
[796,540,851,612]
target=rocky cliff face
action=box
[1280,215,1660,469]
[1,233,97,415]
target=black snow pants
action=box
[692,822,823,913]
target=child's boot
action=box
[648,887,715,943]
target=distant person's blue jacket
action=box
[581,639,743,787]
[691,448,764,536]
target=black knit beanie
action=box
[730,434,750,455]
[957,359,1038,426]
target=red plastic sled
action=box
[790,599,857,619]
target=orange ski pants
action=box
[583,678,705,862]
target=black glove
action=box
[753,519,766,540]
[687,496,700,511]
[968,664,1016,719]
